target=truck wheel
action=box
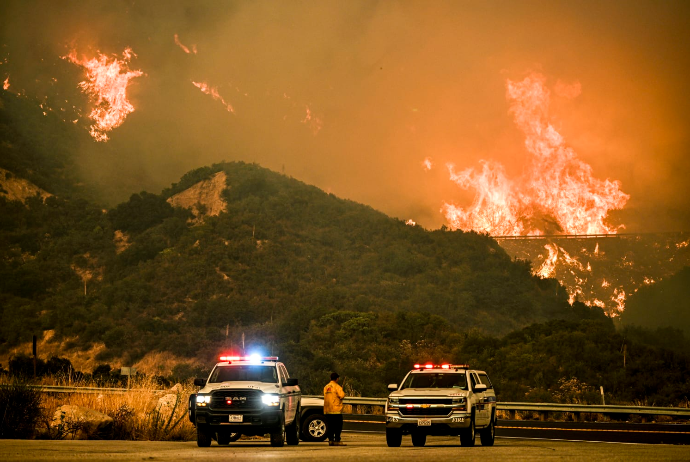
[286,407,300,446]
[270,415,286,447]
[196,425,213,447]
[301,414,328,442]
[460,416,476,447]
[386,427,403,447]
[480,414,495,446]
[411,431,426,447]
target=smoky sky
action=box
[1,0,689,232]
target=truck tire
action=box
[286,407,300,446]
[460,415,476,447]
[480,413,495,446]
[301,414,328,442]
[196,425,213,447]
[386,427,403,447]
[411,431,426,447]
[270,415,286,447]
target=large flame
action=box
[2,76,8,90]
[65,48,143,142]
[442,73,629,235]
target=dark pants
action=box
[325,413,343,442]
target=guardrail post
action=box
[540,411,548,421]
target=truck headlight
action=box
[262,394,280,406]
[196,395,211,407]
[389,397,399,405]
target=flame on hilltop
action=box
[65,48,143,142]
[2,76,8,90]
[442,73,629,236]
[192,81,235,114]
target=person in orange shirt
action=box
[323,372,346,446]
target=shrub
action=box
[0,380,42,438]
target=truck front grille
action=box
[399,398,453,405]
[399,408,452,417]
[210,390,263,411]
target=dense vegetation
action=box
[622,266,690,338]
[1,90,688,406]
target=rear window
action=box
[209,365,278,383]
[401,372,467,390]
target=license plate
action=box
[417,419,431,426]
[229,415,243,422]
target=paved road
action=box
[343,415,690,445]
[1,433,688,462]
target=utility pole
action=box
[32,334,37,378]
[622,343,627,369]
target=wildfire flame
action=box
[65,48,143,142]
[174,34,197,54]
[443,72,629,236]
[2,76,8,90]
[192,81,235,113]
[422,157,433,171]
[302,105,323,135]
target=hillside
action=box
[498,234,690,316]
[1,89,687,400]
[0,155,595,392]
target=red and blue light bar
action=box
[219,355,279,362]
[413,363,469,370]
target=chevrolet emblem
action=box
[421,404,430,408]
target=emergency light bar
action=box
[219,355,279,362]
[413,363,469,370]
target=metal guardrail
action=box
[8,387,690,418]
[1,384,142,394]
[306,395,690,418]
[497,402,690,417]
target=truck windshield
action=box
[401,372,467,390]
[209,365,278,383]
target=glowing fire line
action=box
[192,81,235,113]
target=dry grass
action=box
[35,376,196,441]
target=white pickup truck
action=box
[189,355,301,447]
[385,363,497,447]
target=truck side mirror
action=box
[474,383,487,391]
[387,383,398,391]
[285,378,299,386]
[193,378,206,387]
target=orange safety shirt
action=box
[323,380,345,414]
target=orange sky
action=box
[2,0,689,232]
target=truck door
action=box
[477,372,496,421]
[470,372,489,425]
[279,364,297,422]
